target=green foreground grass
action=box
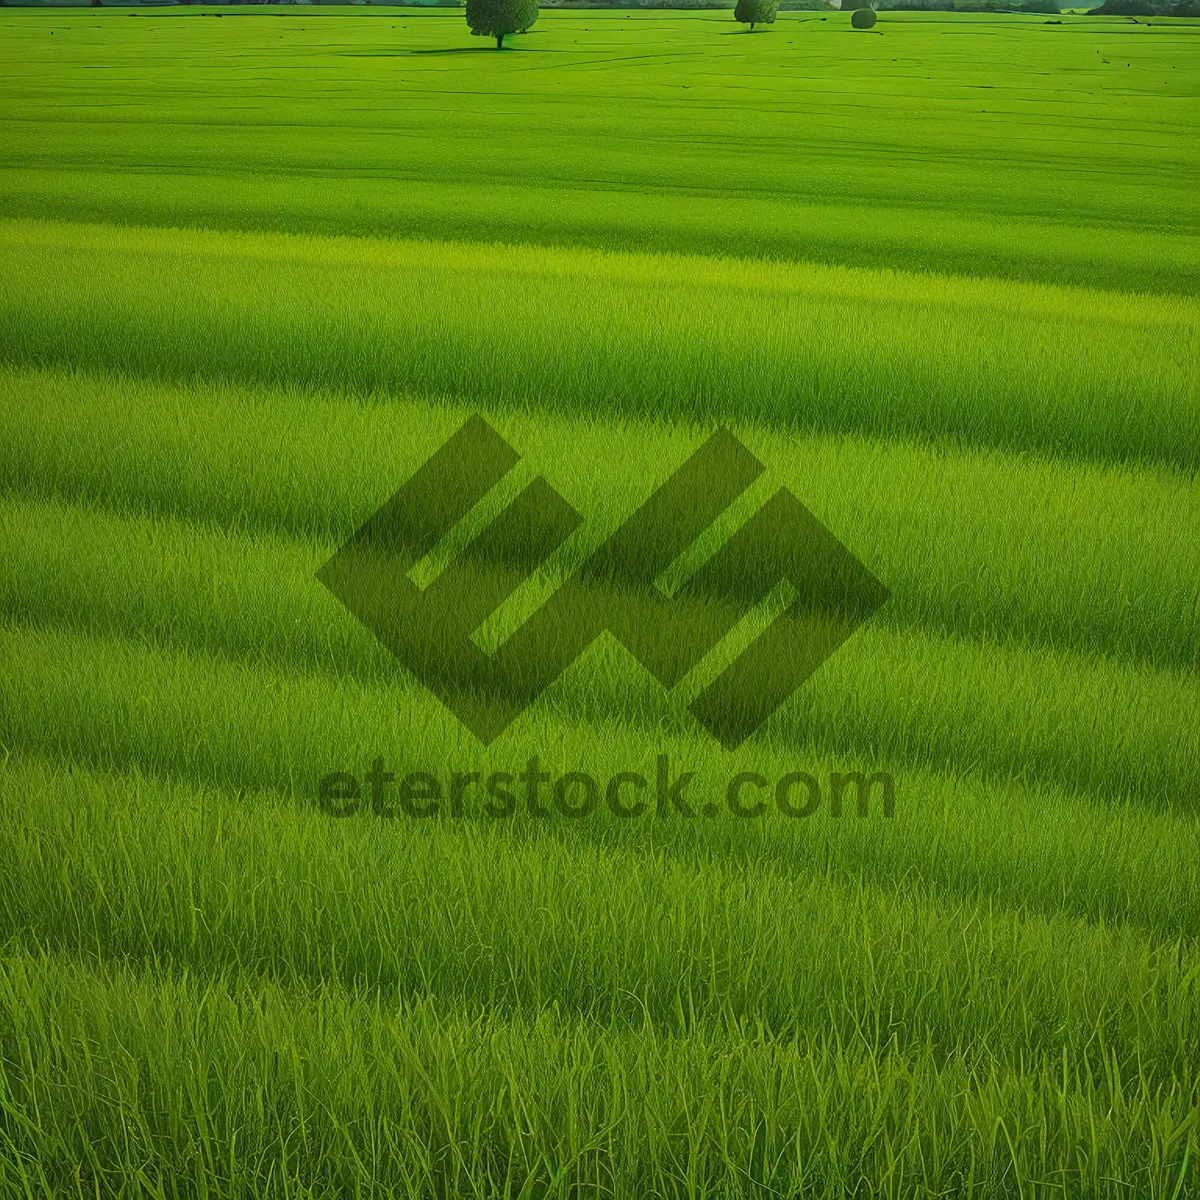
[1,7,1198,1197]
[0,758,1196,1198]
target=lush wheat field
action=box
[0,7,1198,1198]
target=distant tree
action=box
[735,0,779,27]
[851,5,878,24]
[466,0,539,48]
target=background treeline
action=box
[1088,0,1199,14]
[8,0,1199,13]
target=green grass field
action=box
[1,7,1198,1197]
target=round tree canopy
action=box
[466,0,539,47]
[735,0,779,25]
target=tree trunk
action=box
[496,32,504,48]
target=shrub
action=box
[735,0,779,25]
[851,5,878,24]
[465,0,539,48]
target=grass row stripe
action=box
[5,167,1200,297]
[4,749,1196,940]
[3,367,1196,670]
[2,504,1194,806]
[2,760,1197,1077]
[2,219,1196,467]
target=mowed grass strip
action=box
[1,759,1196,1077]
[2,947,1194,1200]
[3,367,1196,668]
[1,500,1195,807]
[2,220,1196,467]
